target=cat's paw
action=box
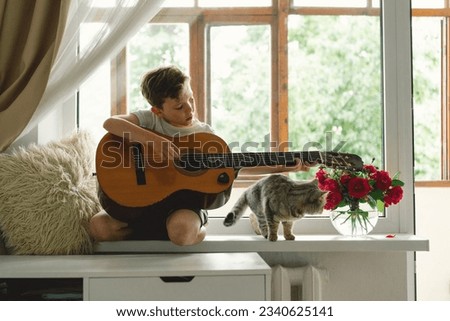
[268,234,278,242]
[284,234,296,241]
[223,212,236,226]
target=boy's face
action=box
[151,83,196,127]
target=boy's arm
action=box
[103,114,179,160]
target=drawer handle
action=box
[160,276,195,283]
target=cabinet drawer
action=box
[87,275,267,300]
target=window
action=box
[288,14,382,181]
[127,23,190,113]
[209,24,271,149]
[79,0,415,234]
[80,0,448,182]
[412,18,441,181]
[78,23,111,144]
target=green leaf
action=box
[367,195,377,209]
[391,179,404,187]
[376,199,385,212]
[369,189,383,201]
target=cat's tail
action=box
[223,192,248,226]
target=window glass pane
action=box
[293,0,367,8]
[90,0,116,8]
[79,63,110,145]
[288,15,382,179]
[162,0,195,8]
[78,23,111,145]
[199,0,271,7]
[412,17,442,180]
[412,0,445,9]
[127,23,189,113]
[209,25,271,152]
[90,0,140,8]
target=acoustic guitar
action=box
[95,131,363,210]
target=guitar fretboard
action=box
[178,151,362,171]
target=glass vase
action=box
[330,209,379,237]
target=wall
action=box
[415,186,450,300]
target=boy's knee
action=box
[89,211,130,241]
[166,210,203,246]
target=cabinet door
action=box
[87,275,267,300]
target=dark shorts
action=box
[97,188,208,240]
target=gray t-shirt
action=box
[132,109,214,136]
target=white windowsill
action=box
[94,234,429,253]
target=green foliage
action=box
[288,15,382,169]
[411,18,441,180]
[128,24,189,112]
[209,25,271,149]
[126,16,441,180]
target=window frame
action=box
[101,0,415,235]
[109,1,450,185]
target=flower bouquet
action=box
[316,164,404,236]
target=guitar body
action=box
[96,129,363,214]
[96,132,236,209]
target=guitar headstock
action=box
[316,151,364,171]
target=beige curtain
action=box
[0,0,69,152]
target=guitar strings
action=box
[132,151,357,170]
[134,151,323,167]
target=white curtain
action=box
[19,0,164,139]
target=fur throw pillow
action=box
[0,131,100,254]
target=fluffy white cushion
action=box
[0,131,100,254]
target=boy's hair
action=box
[140,66,189,108]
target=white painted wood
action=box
[88,275,266,301]
[94,234,429,253]
[0,253,271,301]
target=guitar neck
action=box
[180,151,321,169]
[226,151,319,168]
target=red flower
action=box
[320,178,340,193]
[315,168,327,184]
[384,186,403,207]
[315,164,404,212]
[340,174,352,186]
[324,191,343,210]
[347,177,371,199]
[363,164,377,177]
[374,170,392,191]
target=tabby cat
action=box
[223,174,327,241]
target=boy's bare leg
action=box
[166,209,206,246]
[89,210,132,241]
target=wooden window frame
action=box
[108,0,450,186]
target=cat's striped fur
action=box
[224,174,327,241]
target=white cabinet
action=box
[0,253,271,301]
[87,275,266,300]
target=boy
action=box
[89,66,307,245]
